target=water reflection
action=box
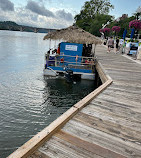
[42,77,96,110]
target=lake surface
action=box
[0,30,96,158]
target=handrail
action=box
[47,60,95,65]
[45,53,95,59]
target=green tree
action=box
[89,14,113,36]
[74,0,114,33]
[108,16,135,37]
[82,0,114,17]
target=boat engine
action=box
[65,68,73,83]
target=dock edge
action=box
[8,60,113,158]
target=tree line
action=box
[74,0,141,37]
[0,21,48,33]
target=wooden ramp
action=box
[8,45,141,158]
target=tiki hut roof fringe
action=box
[43,26,102,45]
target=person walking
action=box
[107,37,114,53]
[119,38,124,54]
[116,37,119,53]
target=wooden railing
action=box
[8,60,113,158]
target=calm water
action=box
[0,30,96,158]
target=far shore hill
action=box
[0,21,55,33]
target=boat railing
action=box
[45,54,96,70]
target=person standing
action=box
[107,37,114,53]
[116,37,119,53]
[119,38,124,53]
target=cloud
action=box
[38,0,51,3]
[26,0,54,17]
[0,0,74,29]
[56,10,73,21]
[0,0,14,11]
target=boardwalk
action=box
[9,45,141,158]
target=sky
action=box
[0,0,140,29]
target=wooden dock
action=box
[8,45,141,158]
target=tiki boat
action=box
[43,26,102,82]
[44,42,96,81]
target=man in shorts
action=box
[107,37,114,53]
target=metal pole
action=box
[49,29,51,50]
[92,44,96,57]
[49,38,51,50]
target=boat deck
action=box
[9,45,141,158]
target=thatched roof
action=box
[43,26,102,45]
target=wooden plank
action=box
[106,72,141,81]
[91,98,141,120]
[102,88,141,103]
[95,94,141,112]
[81,102,141,131]
[39,135,102,158]
[27,150,50,158]
[112,80,141,88]
[73,112,141,144]
[103,67,141,73]
[107,85,141,95]
[96,90,141,107]
[55,130,127,158]
[62,120,141,158]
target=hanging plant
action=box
[129,20,141,30]
[112,26,121,32]
[112,26,121,37]
[103,27,111,33]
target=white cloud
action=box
[55,9,73,21]
[0,0,74,29]
[26,0,55,18]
